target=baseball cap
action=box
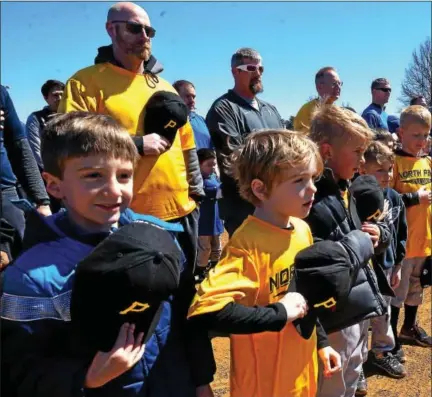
[70,222,181,352]
[350,175,385,223]
[288,230,372,339]
[143,91,188,144]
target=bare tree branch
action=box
[399,37,432,111]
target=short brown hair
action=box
[41,112,138,178]
[315,67,336,84]
[310,104,374,146]
[230,129,323,206]
[371,78,390,91]
[364,141,394,165]
[400,105,432,129]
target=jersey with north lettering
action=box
[391,151,431,258]
[188,215,318,397]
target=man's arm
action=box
[362,111,382,129]
[25,113,43,169]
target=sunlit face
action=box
[361,159,394,189]
[200,157,217,178]
[372,83,392,106]
[178,84,196,112]
[45,88,63,112]
[233,57,264,95]
[399,122,429,156]
[317,70,342,102]
[44,155,134,233]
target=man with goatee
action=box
[206,48,284,236]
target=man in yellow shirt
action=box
[58,2,204,275]
[294,67,342,134]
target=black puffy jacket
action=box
[305,169,390,334]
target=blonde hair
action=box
[229,129,323,206]
[364,141,394,165]
[42,112,139,177]
[310,104,374,146]
[400,105,432,129]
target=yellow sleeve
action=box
[179,120,196,151]
[293,104,311,133]
[58,78,97,113]
[188,247,259,318]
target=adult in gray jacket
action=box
[206,47,284,236]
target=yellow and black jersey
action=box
[58,63,196,221]
[391,150,431,258]
[188,216,318,397]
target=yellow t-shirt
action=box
[189,216,318,397]
[391,153,431,258]
[293,99,319,134]
[58,63,196,220]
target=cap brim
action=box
[140,302,164,344]
[288,275,318,340]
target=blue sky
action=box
[1,1,431,122]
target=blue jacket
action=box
[375,188,407,270]
[198,174,223,236]
[0,209,214,397]
[189,111,214,150]
[362,103,389,130]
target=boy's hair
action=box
[310,104,374,146]
[364,141,394,165]
[41,112,138,178]
[400,105,432,129]
[230,129,323,206]
[197,148,216,164]
[373,129,394,144]
[41,79,65,98]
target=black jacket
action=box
[305,169,390,334]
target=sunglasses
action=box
[236,64,264,73]
[375,87,392,93]
[111,20,156,38]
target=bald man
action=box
[58,3,213,397]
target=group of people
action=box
[0,2,431,397]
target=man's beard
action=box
[116,31,151,61]
[249,79,263,94]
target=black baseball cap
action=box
[350,175,385,223]
[288,230,372,339]
[143,91,188,144]
[70,222,181,352]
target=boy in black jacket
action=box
[306,105,391,397]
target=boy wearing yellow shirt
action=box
[390,105,432,352]
[188,130,341,397]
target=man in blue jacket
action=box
[362,78,392,130]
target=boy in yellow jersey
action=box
[307,105,390,397]
[390,105,432,352]
[188,130,342,397]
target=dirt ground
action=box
[210,233,432,397]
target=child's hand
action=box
[196,384,214,397]
[318,346,342,378]
[418,186,432,205]
[0,251,10,270]
[85,323,145,388]
[391,265,402,289]
[361,222,380,248]
[279,292,308,322]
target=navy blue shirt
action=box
[198,174,224,236]
[189,111,214,150]
[362,103,389,130]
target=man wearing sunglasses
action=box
[58,4,214,396]
[362,78,392,130]
[294,66,342,134]
[206,47,284,237]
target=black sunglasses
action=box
[111,21,156,38]
[375,87,392,93]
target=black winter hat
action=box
[143,91,188,144]
[350,175,385,223]
[70,222,181,352]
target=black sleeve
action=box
[189,301,288,334]
[401,192,420,208]
[316,318,329,350]
[2,319,91,397]
[132,136,144,156]
[395,199,407,265]
[374,221,391,254]
[5,138,50,205]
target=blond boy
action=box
[188,130,341,397]
[390,105,432,351]
[307,105,389,397]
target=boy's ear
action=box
[320,143,333,162]
[251,178,267,202]
[43,172,63,199]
